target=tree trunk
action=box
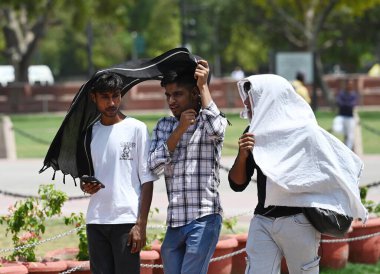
[2,1,53,83]
[315,52,335,109]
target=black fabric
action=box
[86,223,139,274]
[302,207,353,237]
[76,123,94,179]
[40,48,200,183]
[229,126,302,218]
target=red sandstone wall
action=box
[1,75,380,114]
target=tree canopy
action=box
[1,0,379,84]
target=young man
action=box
[229,74,366,274]
[292,71,311,104]
[148,60,228,274]
[80,72,158,274]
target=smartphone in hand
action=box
[80,175,105,188]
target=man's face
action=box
[91,90,121,118]
[243,96,253,120]
[164,83,198,119]
[347,80,354,92]
[240,82,253,120]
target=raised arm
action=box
[195,60,212,108]
[195,60,227,139]
[229,132,255,191]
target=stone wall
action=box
[1,75,380,114]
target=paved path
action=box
[1,155,379,228]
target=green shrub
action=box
[0,184,67,261]
[360,186,380,217]
[64,213,88,260]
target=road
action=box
[1,155,379,228]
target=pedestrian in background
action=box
[336,78,359,150]
[292,71,311,104]
[231,66,245,80]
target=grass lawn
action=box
[320,262,380,273]
[8,110,380,158]
[3,110,379,271]
[358,110,380,154]
[9,113,66,158]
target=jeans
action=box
[86,223,139,274]
[245,214,321,274]
[161,213,222,274]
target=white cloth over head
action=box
[237,74,367,221]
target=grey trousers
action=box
[245,214,321,274]
[87,223,140,274]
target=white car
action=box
[28,65,54,85]
[0,65,15,87]
[0,65,54,86]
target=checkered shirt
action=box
[148,101,227,227]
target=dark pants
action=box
[86,223,140,274]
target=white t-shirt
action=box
[86,117,158,224]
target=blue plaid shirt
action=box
[148,101,227,227]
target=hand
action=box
[178,109,197,131]
[128,223,146,253]
[238,133,255,158]
[80,182,102,195]
[194,60,209,89]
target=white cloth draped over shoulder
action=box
[237,74,367,222]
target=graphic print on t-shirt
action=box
[120,141,136,160]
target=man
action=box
[40,48,203,182]
[229,74,366,274]
[231,66,245,80]
[80,72,158,274]
[336,79,359,150]
[292,71,311,104]
[148,60,228,274]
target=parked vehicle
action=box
[0,65,15,87]
[0,65,54,86]
[28,65,54,85]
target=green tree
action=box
[0,0,135,82]
[144,0,181,58]
[0,0,57,82]
[331,4,380,72]
[218,0,270,75]
[254,0,380,107]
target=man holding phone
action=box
[80,72,158,274]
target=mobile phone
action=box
[80,175,105,188]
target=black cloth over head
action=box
[40,48,201,184]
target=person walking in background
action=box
[80,72,158,274]
[336,78,359,150]
[231,66,245,80]
[292,71,311,104]
[229,74,366,274]
[148,59,228,274]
